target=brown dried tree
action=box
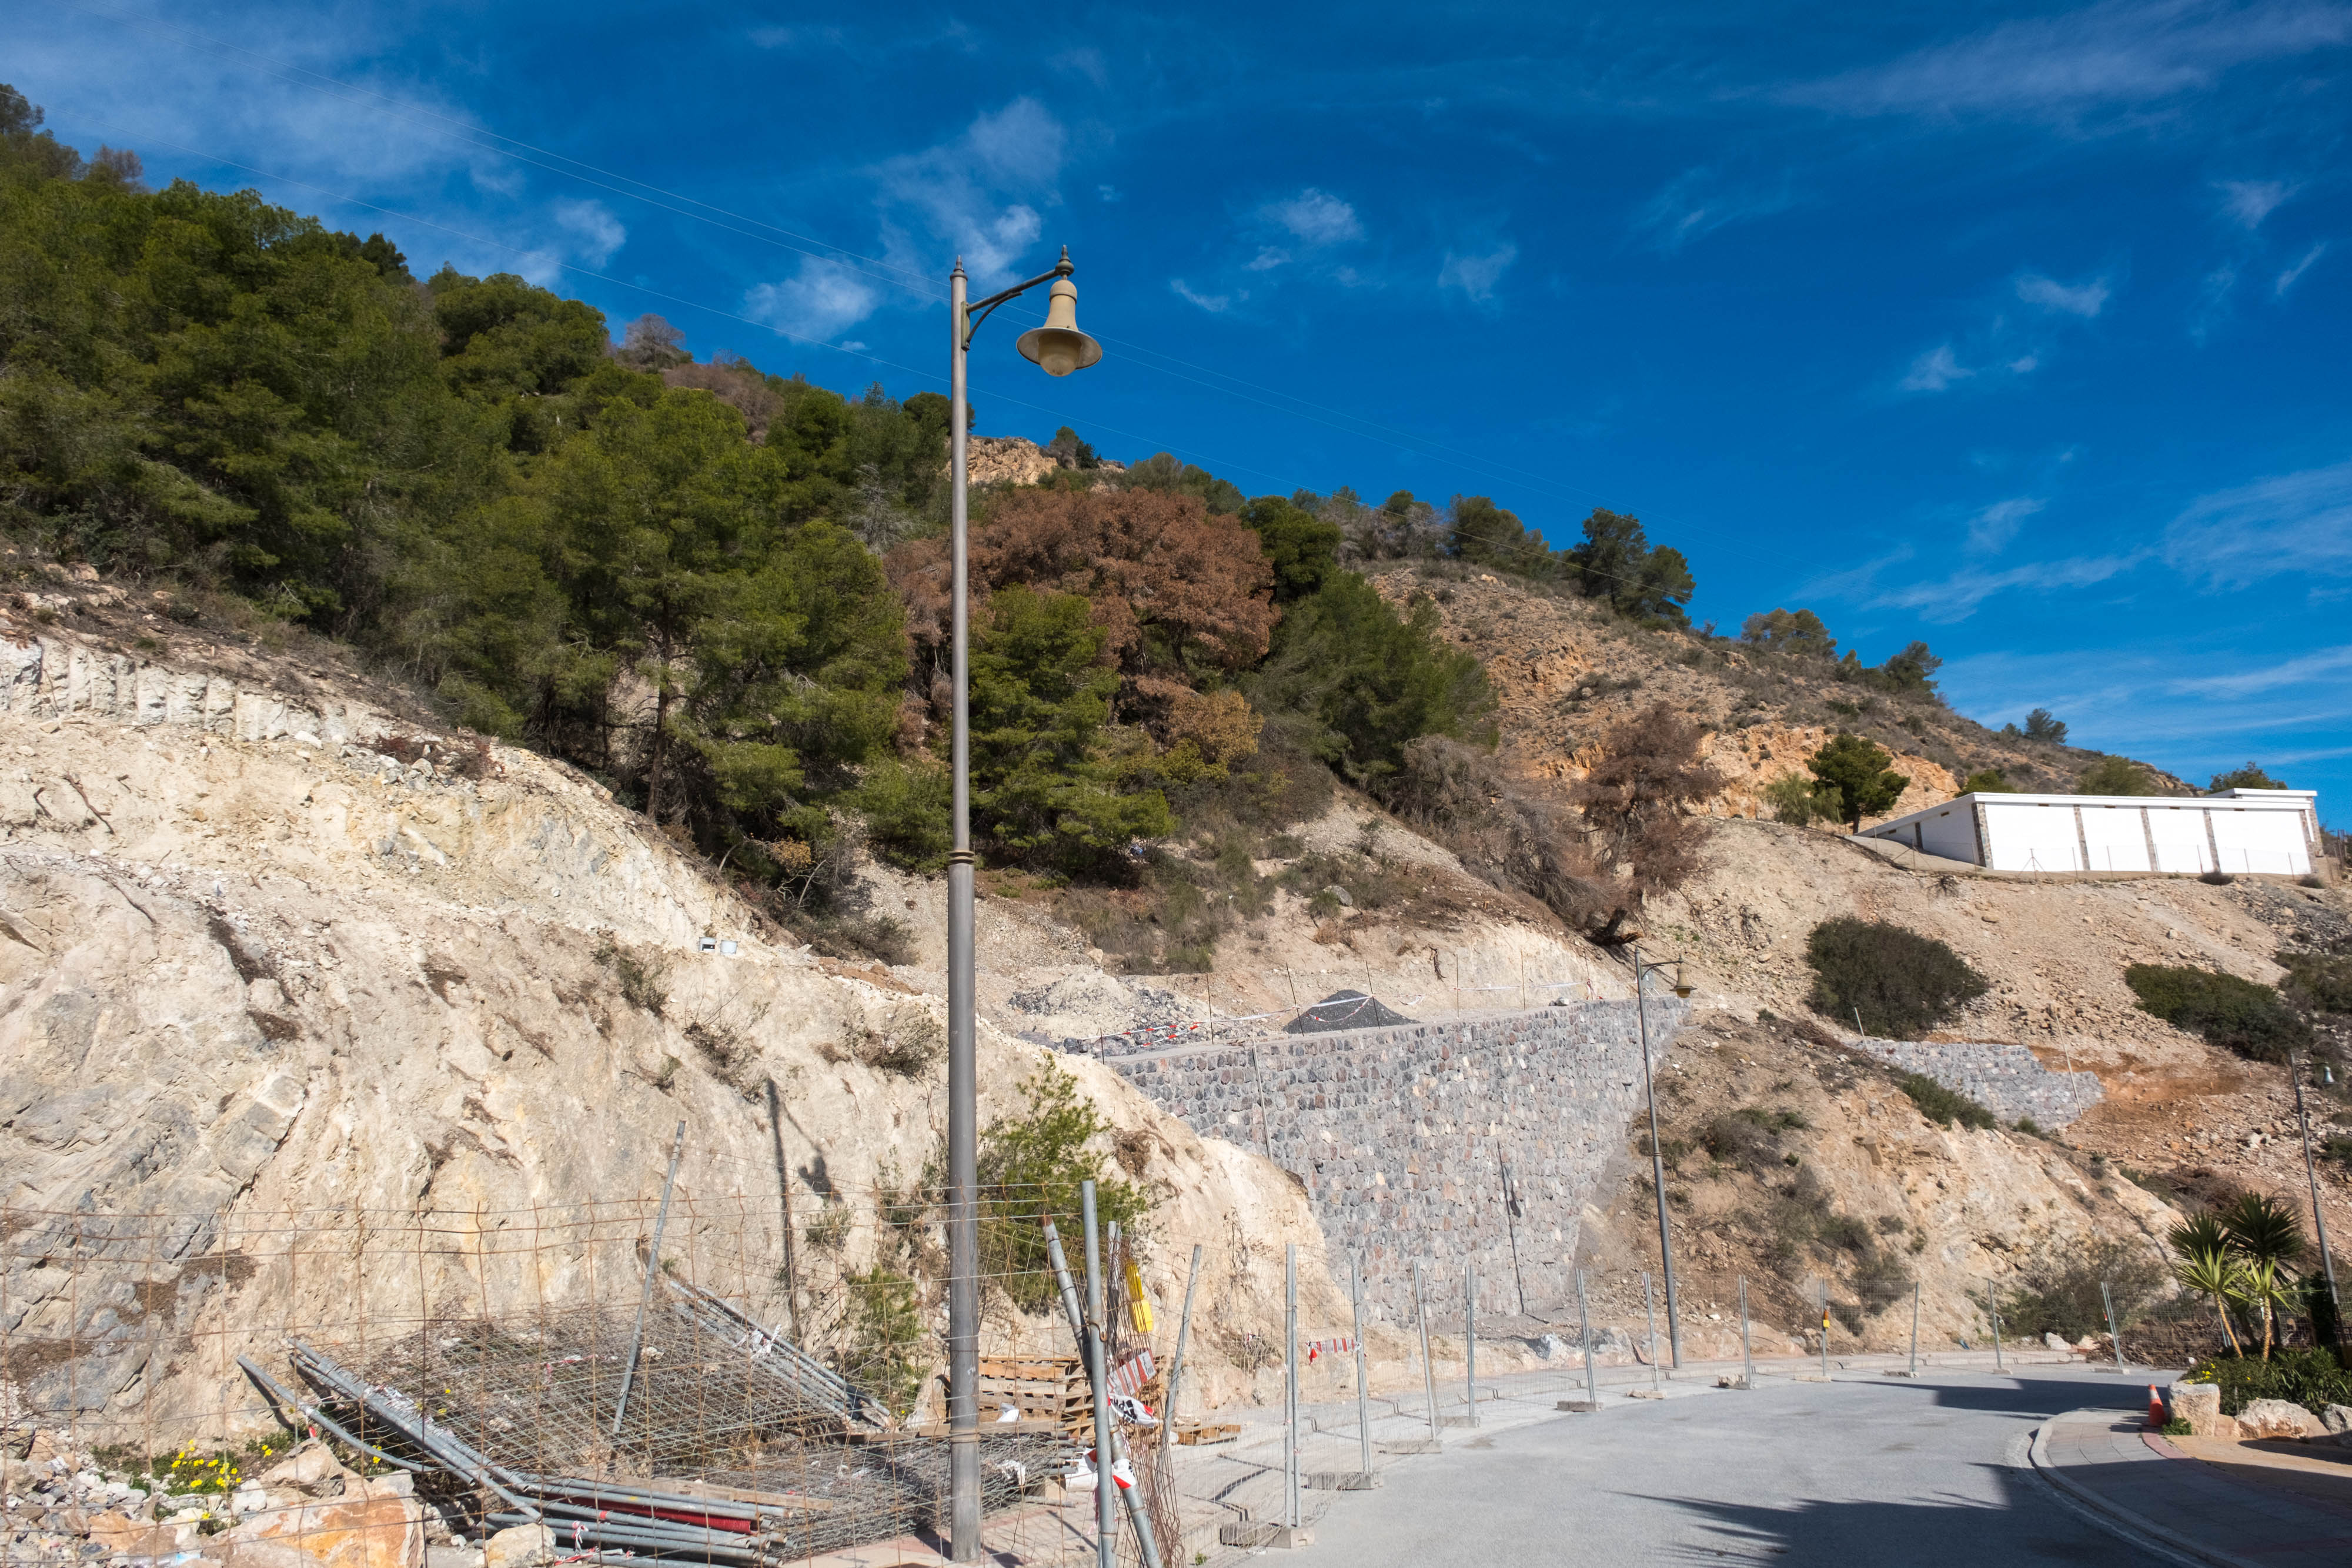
[1571,703,1725,895]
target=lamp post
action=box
[1631,944,1693,1369]
[946,247,1100,1563]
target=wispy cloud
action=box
[1874,554,2141,620]
[2163,458,2352,586]
[2016,271,2112,316]
[1631,167,1795,253]
[1783,0,2352,121]
[1170,279,1234,313]
[2218,178,2297,228]
[1966,496,2046,553]
[1900,343,1975,392]
[745,257,881,341]
[2166,643,2352,697]
[1264,188,1363,247]
[552,199,625,267]
[877,97,1065,287]
[2276,242,2328,296]
[1438,243,1517,306]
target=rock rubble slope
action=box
[0,617,1344,1443]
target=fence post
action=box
[1414,1259,1440,1447]
[2102,1281,2128,1375]
[1083,1183,1117,1568]
[1642,1272,1661,1392]
[1464,1262,1478,1426]
[1739,1276,1753,1390]
[612,1119,684,1438]
[1576,1269,1599,1410]
[1909,1281,1920,1378]
[1989,1279,2004,1372]
[1350,1254,1372,1477]
[1818,1279,1830,1381]
[1285,1243,1301,1531]
[1160,1243,1203,1459]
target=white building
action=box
[1858,787,2322,877]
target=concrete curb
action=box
[2027,1413,2258,1568]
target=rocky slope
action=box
[0,607,1345,1451]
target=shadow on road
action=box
[1862,1372,2155,1420]
[1631,1464,2125,1566]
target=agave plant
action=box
[2219,1193,2308,1359]
[2167,1213,2246,1356]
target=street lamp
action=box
[1631,945,1693,1369]
[945,246,1100,1563]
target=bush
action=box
[1571,704,1725,895]
[2209,763,2286,791]
[838,1266,928,1417]
[2183,1347,2352,1417]
[976,1057,1150,1312]
[2078,756,2161,795]
[2276,950,2352,1015]
[1895,1071,1996,1131]
[2124,964,2309,1062]
[1997,1236,2167,1342]
[1806,918,1990,1038]
[1762,773,1831,825]
[1959,768,2016,794]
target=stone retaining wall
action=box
[1852,1037,2104,1128]
[1102,998,1688,1324]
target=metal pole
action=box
[1160,1244,1203,1460]
[1083,1183,1116,1568]
[763,1081,801,1345]
[612,1120,684,1439]
[1908,1281,1920,1378]
[1464,1262,1478,1425]
[1818,1279,1829,1380]
[1285,1243,1300,1530]
[945,259,981,1566]
[1642,1272,1661,1392]
[1738,1276,1753,1389]
[1350,1255,1371,1476]
[1988,1280,2004,1372]
[1499,1150,1528,1316]
[2102,1281,2127,1374]
[1633,950,1683,1368]
[1047,1216,1162,1568]
[2290,1047,2344,1323]
[1413,1259,1439,1446]
[1575,1269,1598,1409]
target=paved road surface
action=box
[1303,1366,2160,1566]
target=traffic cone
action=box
[2147,1385,2166,1426]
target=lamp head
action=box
[1671,961,1693,999]
[1017,250,1101,377]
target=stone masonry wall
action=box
[1102,999,1689,1326]
[1852,1037,2104,1128]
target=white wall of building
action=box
[1862,790,2320,877]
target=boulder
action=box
[206,1539,335,1568]
[2320,1403,2352,1435]
[2165,1381,2237,1439]
[482,1523,555,1568]
[223,1476,422,1568]
[2237,1399,2324,1440]
[256,1443,360,1497]
[2042,1333,2072,1353]
[91,1516,199,1557]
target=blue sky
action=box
[12,1,2350,817]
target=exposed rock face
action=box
[963,436,1124,490]
[0,621,1343,1444]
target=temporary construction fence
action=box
[0,1166,1200,1568]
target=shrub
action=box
[976,1057,1149,1312]
[2276,950,2352,1014]
[1388,736,1613,928]
[1570,704,1725,895]
[2209,763,2286,791]
[2124,964,2308,1062]
[1895,1071,1996,1131]
[1806,918,1990,1038]
[592,935,670,1015]
[1997,1237,2167,1342]
[2078,756,2161,795]
[838,1266,929,1417]
[1959,768,2016,794]
[1806,734,1908,829]
[2183,1348,2352,1417]
[1762,773,1830,825]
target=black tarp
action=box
[1282,989,1414,1033]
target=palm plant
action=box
[2167,1213,2246,1356]
[2219,1193,2308,1360]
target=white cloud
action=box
[2219,178,2296,228]
[2276,242,2328,296]
[1900,343,1974,392]
[2166,644,2352,697]
[2015,271,2111,316]
[745,257,881,341]
[877,98,1066,286]
[1966,496,2046,554]
[552,199,625,267]
[1631,168,1796,253]
[1783,0,2352,119]
[2162,459,2352,587]
[1265,189,1363,246]
[1170,279,1233,313]
[1438,243,1517,305]
[1865,553,2141,621]
[1245,246,1291,272]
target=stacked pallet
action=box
[974,1355,1166,1439]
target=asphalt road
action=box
[1302,1366,2161,1567]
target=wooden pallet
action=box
[972,1355,1165,1439]
[1175,1422,1240,1446]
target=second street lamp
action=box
[1631,944,1693,1369]
[944,247,1100,1564]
